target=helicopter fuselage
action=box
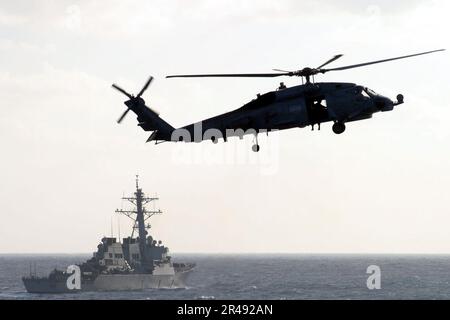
[168,82,402,143]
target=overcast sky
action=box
[0,0,449,253]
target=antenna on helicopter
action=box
[166,49,445,84]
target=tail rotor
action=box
[112,76,157,124]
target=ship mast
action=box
[115,175,162,267]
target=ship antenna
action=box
[116,176,162,271]
[118,215,121,243]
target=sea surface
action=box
[1,254,450,300]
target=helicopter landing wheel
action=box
[252,144,260,152]
[332,122,346,134]
[252,133,260,152]
[211,136,219,144]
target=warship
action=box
[22,176,195,293]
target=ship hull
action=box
[23,271,192,294]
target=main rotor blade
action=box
[137,76,153,98]
[321,49,445,73]
[272,68,292,73]
[166,73,290,78]
[112,84,133,99]
[117,108,131,124]
[316,54,343,69]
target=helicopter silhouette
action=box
[112,49,444,152]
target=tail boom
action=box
[128,100,174,142]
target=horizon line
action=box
[3,252,450,255]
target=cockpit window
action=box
[361,89,370,98]
[364,88,378,96]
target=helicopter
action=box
[112,49,444,152]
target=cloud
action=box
[0,38,56,56]
[64,4,82,32]
[0,61,106,102]
[0,8,27,26]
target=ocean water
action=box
[1,254,450,300]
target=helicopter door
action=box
[305,94,329,124]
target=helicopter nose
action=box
[375,96,394,112]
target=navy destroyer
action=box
[22,176,195,293]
